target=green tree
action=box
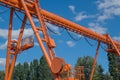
[103,72,113,80]
[107,53,120,80]
[29,62,33,80]
[0,71,4,80]
[33,59,39,80]
[23,62,30,80]
[93,65,103,80]
[38,56,53,80]
[75,56,103,80]
[12,63,25,80]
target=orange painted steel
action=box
[0,0,120,55]
[19,2,60,80]
[20,0,52,68]
[107,35,120,55]
[5,11,27,80]
[74,66,85,80]
[90,42,100,80]
[0,0,120,80]
[34,0,54,61]
[5,8,14,80]
[17,15,27,51]
[8,15,27,80]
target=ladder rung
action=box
[25,0,34,5]
[36,27,43,31]
[42,39,46,42]
[10,51,16,55]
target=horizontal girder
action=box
[0,0,120,55]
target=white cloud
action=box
[33,18,39,22]
[98,0,120,10]
[89,26,107,34]
[74,12,89,21]
[22,28,34,38]
[0,29,8,39]
[0,41,7,50]
[86,0,119,34]
[0,58,19,69]
[68,5,92,21]
[66,41,75,47]
[0,58,6,66]
[88,23,107,34]
[0,28,34,50]
[97,14,110,22]
[68,5,75,14]
[68,0,120,28]
[34,42,39,46]
[97,0,120,22]
[46,22,60,34]
[0,28,34,39]
[113,36,120,41]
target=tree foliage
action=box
[107,53,120,80]
[0,71,4,80]
[0,56,115,80]
[75,56,106,80]
[38,56,53,80]
[11,56,53,80]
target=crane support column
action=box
[20,0,52,68]
[34,0,54,61]
[5,8,14,80]
[5,9,27,80]
[90,41,100,80]
[7,15,27,80]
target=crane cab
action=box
[20,36,34,51]
[10,40,17,51]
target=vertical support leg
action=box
[34,1,59,80]
[34,0,54,60]
[20,0,51,67]
[8,15,27,80]
[5,8,14,80]
[90,41,100,80]
[8,55,17,80]
[16,15,27,50]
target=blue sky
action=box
[0,0,120,73]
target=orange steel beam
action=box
[107,35,120,55]
[5,8,14,80]
[0,0,120,48]
[90,42,100,80]
[20,0,52,67]
[16,15,27,51]
[0,0,120,51]
[34,0,54,61]
[8,55,17,80]
[5,11,27,80]
[8,15,27,80]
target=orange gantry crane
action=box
[0,0,120,80]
